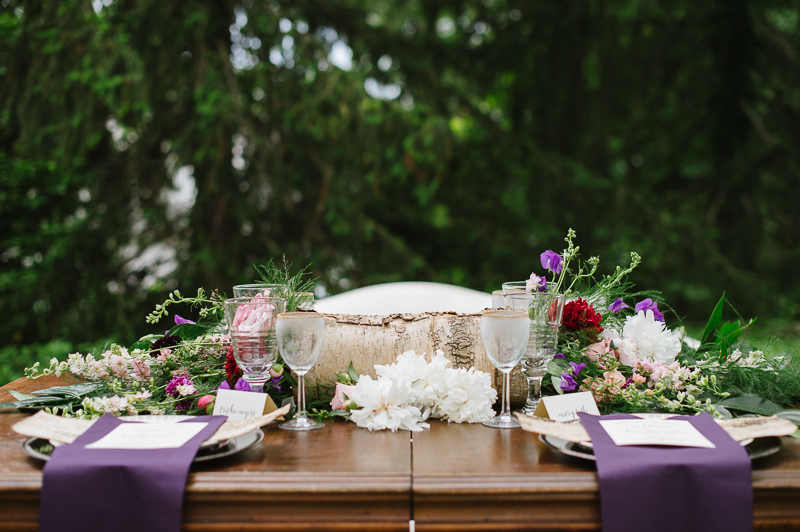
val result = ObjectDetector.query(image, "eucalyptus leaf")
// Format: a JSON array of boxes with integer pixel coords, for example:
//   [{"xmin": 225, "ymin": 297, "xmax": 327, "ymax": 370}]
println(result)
[{"xmin": 717, "ymin": 394, "xmax": 782, "ymax": 416}]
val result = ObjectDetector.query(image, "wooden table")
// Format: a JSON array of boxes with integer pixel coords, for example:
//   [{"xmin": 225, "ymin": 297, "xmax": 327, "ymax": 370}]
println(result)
[{"xmin": 3, "ymin": 376, "xmax": 800, "ymax": 531}]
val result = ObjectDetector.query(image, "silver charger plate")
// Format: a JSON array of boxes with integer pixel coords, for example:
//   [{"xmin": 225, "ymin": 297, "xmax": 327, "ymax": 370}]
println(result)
[
  {"xmin": 23, "ymin": 429, "xmax": 264, "ymax": 463},
  {"xmin": 540, "ymin": 434, "xmax": 782, "ymax": 461}
]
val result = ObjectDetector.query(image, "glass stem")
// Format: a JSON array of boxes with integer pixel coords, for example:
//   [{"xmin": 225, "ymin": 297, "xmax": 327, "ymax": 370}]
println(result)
[
  {"xmin": 296, "ymin": 374, "xmax": 307, "ymax": 419},
  {"xmin": 249, "ymin": 381, "xmax": 264, "ymax": 394},
  {"xmin": 501, "ymin": 371, "xmax": 511, "ymax": 418}
]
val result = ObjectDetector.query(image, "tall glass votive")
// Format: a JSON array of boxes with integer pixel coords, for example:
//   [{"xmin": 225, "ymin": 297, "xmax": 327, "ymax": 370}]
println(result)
[
  {"xmin": 224, "ymin": 297, "xmax": 286, "ymax": 393},
  {"xmin": 504, "ymin": 292, "xmax": 566, "ymax": 415}
]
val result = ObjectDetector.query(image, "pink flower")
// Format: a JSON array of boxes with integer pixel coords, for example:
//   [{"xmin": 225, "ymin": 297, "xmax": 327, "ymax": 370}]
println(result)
[
  {"xmin": 131, "ymin": 357, "xmax": 151, "ymax": 381},
  {"xmin": 330, "ymin": 383, "xmax": 357, "ymax": 410},
  {"xmin": 632, "ymin": 374, "xmax": 647, "ymax": 385},
  {"xmin": 232, "ymin": 296, "xmax": 276, "ymax": 332},
  {"xmin": 197, "ymin": 395, "xmax": 215, "ymax": 413},
  {"xmin": 603, "ymin": 370, "xmax": 626, "ymax": 388},
  {"xmin": 583, "ymin": 339, "xmax": 619, "ymax": 369}
]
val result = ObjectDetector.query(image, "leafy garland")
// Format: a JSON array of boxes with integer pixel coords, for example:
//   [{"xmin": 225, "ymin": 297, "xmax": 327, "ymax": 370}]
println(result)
[
  {"xmin": 530, "ymin": 230, "xmax": 800, "ymax": 424},
  {"xmin": 0, "ymin": 260, "xmax": 315, "ymax": 417}
]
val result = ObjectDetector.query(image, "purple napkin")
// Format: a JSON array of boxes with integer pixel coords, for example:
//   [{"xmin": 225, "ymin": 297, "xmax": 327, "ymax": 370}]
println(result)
[
  {"xmin": 39, "ymin": 414, "xmax": 227, "ymax": 532},
  {"xmin": 578, "ymin": 412, "xmax": 752, "ymax": 532}
]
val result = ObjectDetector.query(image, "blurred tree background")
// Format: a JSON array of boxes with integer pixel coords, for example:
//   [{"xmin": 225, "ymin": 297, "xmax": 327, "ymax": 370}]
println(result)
[{"xmin": 2, "ymin": 0, "xmax": 799, "ymax": 381}]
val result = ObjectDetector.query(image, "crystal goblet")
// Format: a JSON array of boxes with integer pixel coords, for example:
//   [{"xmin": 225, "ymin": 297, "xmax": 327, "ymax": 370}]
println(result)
[
  {"xmin": 480, "ymin": 310, "xmax": 530, "ymax": 429},
  {"xmin": 224, "ymin": 297, "xmax": 286, "ymax": 393},
  {"xmin": 505, "ymin": 292, "xmax": 566, "ymax": 415},
  {"xmin": 276, "ymin": 312, "xmax": 326, "ymax": 431}
]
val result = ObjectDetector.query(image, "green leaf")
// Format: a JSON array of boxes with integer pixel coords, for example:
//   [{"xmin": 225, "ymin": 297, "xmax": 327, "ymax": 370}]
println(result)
[
  {"xmin": 791, "ymin": 429, "xmax": 800, "ymax": 440},
  {"xmin": 777, "ymin": 410, "xmax": 800, "ymax": 426},
  {"xmin": 32, "ymin": 382, "xmax": 104, "ymax": 398},
  {"xmin": 8, "ymin": 390, "xmax": 36, "ymax": 401},
  {"xmin": 718, "ymin": 393, "xmax": 782, "ymax": 416},
  {"xmin": 348, "ymin": 361, "xmax": 359, "ymax": 383},
  {"xmin": 700, "ymin": 293, "xmax": 725, "ymax": 346},
  {"xmin": 547, "ymin": 358, "xmax": 567, "ymax": 376},
  {"xmin": 551, "ymin": 376, "xmax": 564, "ymax": 394},
  {"xmin": 167, "ymin": 322, "xmax": 213, "ymax": 340}
]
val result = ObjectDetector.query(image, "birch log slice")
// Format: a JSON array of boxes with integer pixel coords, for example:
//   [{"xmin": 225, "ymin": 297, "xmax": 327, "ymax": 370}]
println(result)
[{"xmin": 309, "ymin": 312, "xmax": 527, "ymax": 408}]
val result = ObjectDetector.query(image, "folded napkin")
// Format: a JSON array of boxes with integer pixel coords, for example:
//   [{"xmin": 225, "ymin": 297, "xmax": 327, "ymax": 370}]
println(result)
[
  {"xmin": 39, "ymin": 414, "xmax": 227, "ymax": 532},
  {"xmin": 578, "ymin": 412, "xmax": 752, "ymax": 532}
]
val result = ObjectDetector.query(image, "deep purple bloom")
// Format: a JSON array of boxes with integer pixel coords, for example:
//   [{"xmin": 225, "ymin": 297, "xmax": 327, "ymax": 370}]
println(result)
[
  {"xmin": 217, "ymin": 378, "xmax": 252, "ymax": 392},
  {"xmin": 540, "ymin": 250, "xmax": 563, "ymax": 275},
  {"xmin": 568, "ymin": 361, "xmax": 586, "ymax": 375},
  {"xmin": 165, "ymin": 376, "xmax": 194, "ymax": 398},
  {"xmin": 174, "ymin": 315, "xmax": 195, "ymax": 325},
  {"xmin": 560, "ymin": 373, "xmax": 578, "ymax": 391},
  {"xmin": 608, "ymin": 298, "xmax": 630, "ymax": 313},
  {"xmin": 554, "ymin": 353, "xmax": 566, "ymax": 359},
  {"xmin": 635, "ymin": 298, "xmax": 664, "ymax": 322}
]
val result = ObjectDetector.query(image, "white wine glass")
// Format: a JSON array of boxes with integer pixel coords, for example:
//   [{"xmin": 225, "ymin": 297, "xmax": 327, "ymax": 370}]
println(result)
[
  {"xmin": 276, "ymin": 312, "xmax": 326, "ymax": 431},
  {"xmin": 480, "ymin": 310, "xmax": 530, "ymax": 428}
]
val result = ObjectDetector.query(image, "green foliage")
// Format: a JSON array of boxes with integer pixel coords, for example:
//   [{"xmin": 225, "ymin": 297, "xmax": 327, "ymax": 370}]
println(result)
[{"xmin": 2, "ymin": 0, "xmax": 800, "ymax": 378}]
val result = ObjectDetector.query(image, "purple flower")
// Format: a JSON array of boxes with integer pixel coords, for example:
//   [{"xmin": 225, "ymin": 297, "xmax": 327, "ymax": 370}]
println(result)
[
  {"xmin": 217, "ymin": 378, "xmax": 252, "ymax": 392},
  {"xmin": 554, "ymin": 353, "xmax": 566, "ymax": 359},
  {"xmin": 568, "ymin": 361, "xmax": 586, "ymax": 375},
  {"xmin": 165, "ymin": 376, "xmax": 194, "ymax": 398},
  {"xmin": 560, "ymin": 361, "xmax": 585, "ymax": 392},
  {"xmin": 540, "ymin": 250, "xmax": 563, "ymax": 274},
  {"xmin": 635, "ymin": 298, "xmax": 664, "ymax": 322},
  {"xmin": 174, "ymin": 315, "xmax": 195, "ymax": 325},
  {"xmin": 608, "ymin": 298, "xmax": 629, "ymax": 313},
  {"xmin": 526, "ymin": 273, "xmax": 547, "ymax": 293},
  {"xmin": 560, "ymin": 373, "xmax": 578, "ymax": 391}
]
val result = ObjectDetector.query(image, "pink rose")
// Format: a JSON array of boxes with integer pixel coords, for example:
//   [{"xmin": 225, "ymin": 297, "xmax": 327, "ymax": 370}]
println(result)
[
  {"xmin": 330, "ymin": 383, "xmax": 357, "ymax": 410},
  {"xmin": 197, "ymin": 395, "xmax": 215, "ymax": 414}
]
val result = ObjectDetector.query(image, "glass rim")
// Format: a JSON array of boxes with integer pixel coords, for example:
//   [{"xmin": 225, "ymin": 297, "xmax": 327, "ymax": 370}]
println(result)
[
  {"xmin": 224, "ymin": 296, "xmax": 287, "ymax": 304},
  {"xmin": 277, "ymin": 311, "xmax": 323, "ymax": 319},
  {"xmin": 504, "ymin": 292, "xmax": 565, "ymax": 301},
  {"xmin": 233, "ymin": 283, "xmax": 282, "ymax": 288},
  {"xmin": 480, "ymin": 309, "xmax": 529, "ymax": 318}
]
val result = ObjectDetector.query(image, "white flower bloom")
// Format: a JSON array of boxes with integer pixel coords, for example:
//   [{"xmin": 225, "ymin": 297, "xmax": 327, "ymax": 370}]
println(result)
[
  {"xmin": 108, "ymin": 355, "xmax": 128, "ymax": 378},
  {"xmin": 622, "ymin": 310, "xmax": 681, "ymax": 364},
  {"xmin": 375, "ymin": 350, "xmax": 450, "ymax": 411},
  {"xmin": 349, "ymin": 375, "xmax": 429, "ymax": 432},
  {"xmin": 435, "ymin": 367, "xmax": 497, "ymax": 423},
  {"xmin": 176, "ymin": 383, "xmax": 197, "ymax": 396},
  {"xmin": 67, "ymin": 352, "xmax": 86, "ymax": 376}
]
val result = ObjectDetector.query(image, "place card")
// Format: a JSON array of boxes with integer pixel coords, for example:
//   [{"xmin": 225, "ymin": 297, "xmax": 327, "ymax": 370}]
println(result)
[
  {"xmin": 86, "ymin": 422, "xmax": 208, "ymax": 449},
  {"xmin": 534, "ymin": 391, "xmax": 600, "ymax": 422},
  {"xmin": 599, "ymin": 419, "xmax": 716, "ymax": 448},
  {"xmin": 213, "ymin": 389, "xmax": 281, "ymax": 421}
]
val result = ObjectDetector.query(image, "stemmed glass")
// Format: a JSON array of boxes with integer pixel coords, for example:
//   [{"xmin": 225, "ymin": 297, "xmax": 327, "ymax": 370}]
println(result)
[
  {"xmin": 276, "ymin": 312, "xmax": 326, "ymax": 431},
  {"xmin": 480, "ymin": 310, "xmax": 530, "ymax": 429},
  {"xmin": 505, "ymin": 292, "xmax": 566, "ymax": 415},
  {"xmin": 224, "ymin": 297, "xmax": 286, "ymax": 393}
]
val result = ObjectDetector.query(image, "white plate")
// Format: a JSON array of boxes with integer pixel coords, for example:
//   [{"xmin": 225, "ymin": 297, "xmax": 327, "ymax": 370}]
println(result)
[
  {"xmin": 23, "ymin": 429, "xmax": 263, "ymax": 463},
  {"xmin": 541, "ymin": 434, "xmax": 781, "ymax": 461}
]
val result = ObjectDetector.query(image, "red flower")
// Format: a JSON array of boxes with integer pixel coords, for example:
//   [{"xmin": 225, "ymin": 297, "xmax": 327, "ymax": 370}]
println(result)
[
  {"xmin": 562, "ymin": 298, "xmax": 603, "ymax": 341},
  {"xmin": 225, "ymin": 346, "xmax": 242, "ymax": 388}
]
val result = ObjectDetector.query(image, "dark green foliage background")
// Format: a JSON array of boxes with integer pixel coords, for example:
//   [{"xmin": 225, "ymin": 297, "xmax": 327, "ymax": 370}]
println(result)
[{"xmin": 2, "ymin": 0, "xmax": 799, "ymax": 379}]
